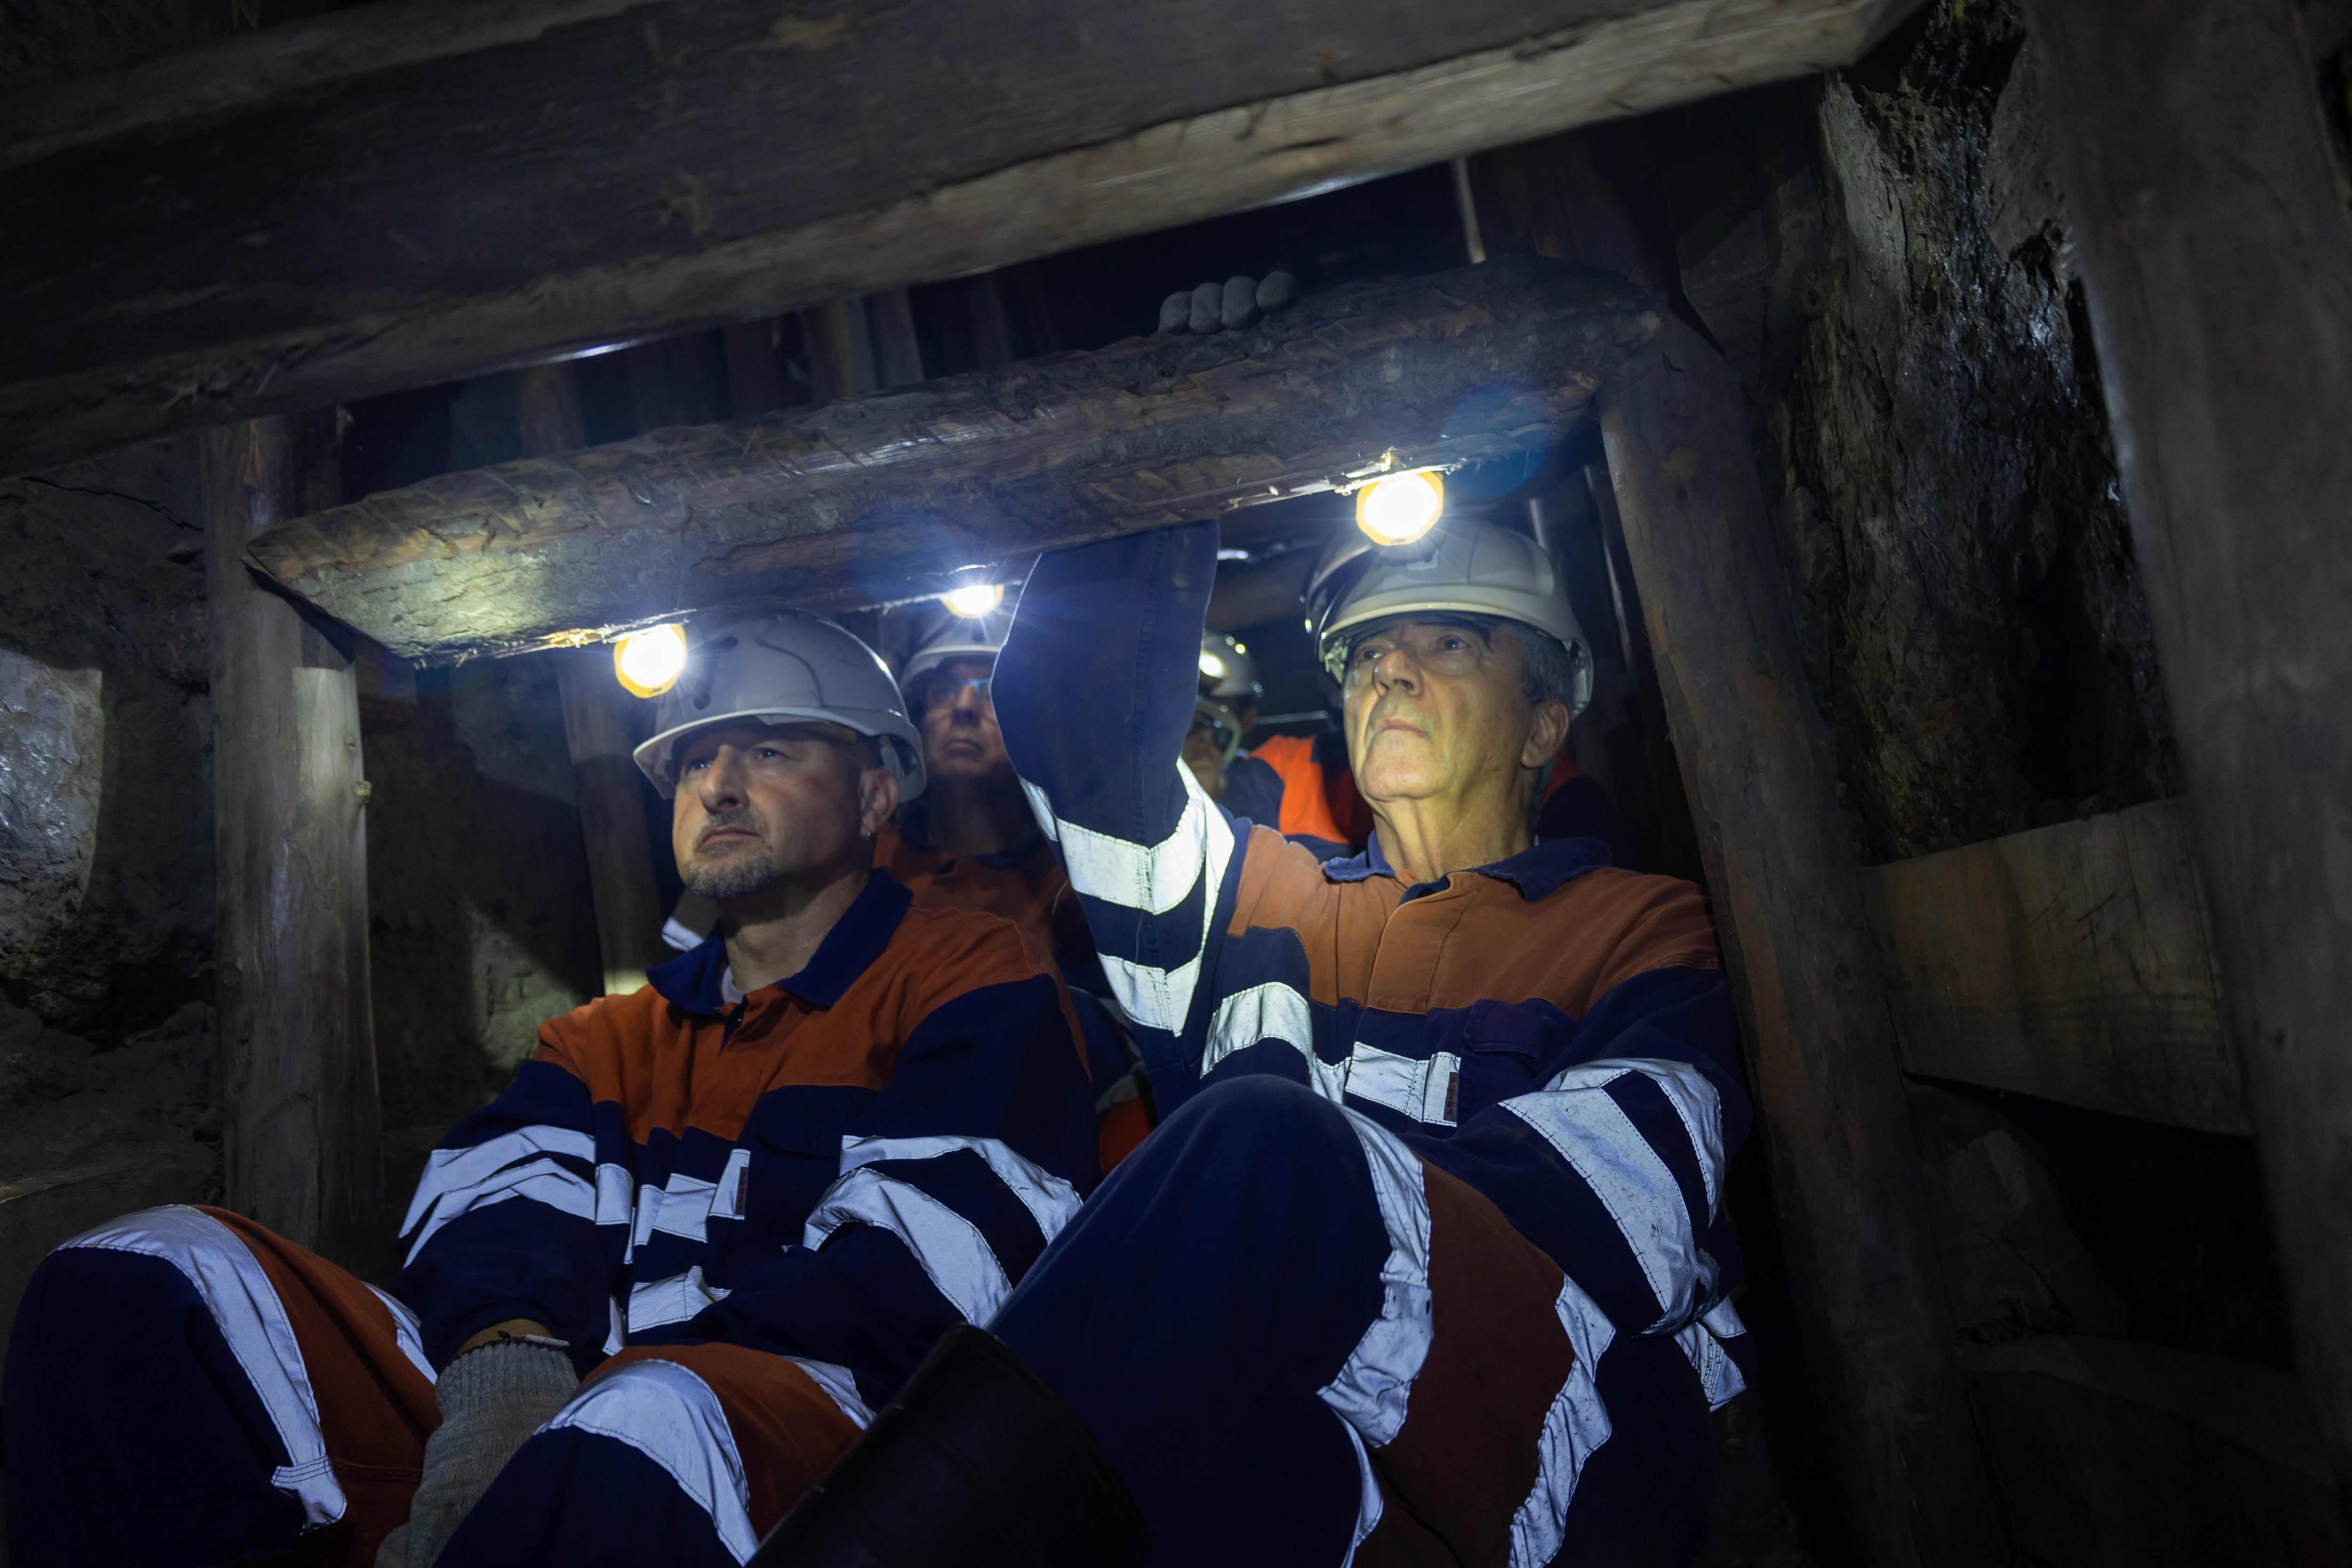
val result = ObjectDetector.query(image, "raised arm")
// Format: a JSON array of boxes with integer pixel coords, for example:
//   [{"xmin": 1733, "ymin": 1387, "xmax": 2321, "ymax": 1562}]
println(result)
[{"xmin": 995, "ymin": 522, "xmax": 1246, "ymax": 1106}]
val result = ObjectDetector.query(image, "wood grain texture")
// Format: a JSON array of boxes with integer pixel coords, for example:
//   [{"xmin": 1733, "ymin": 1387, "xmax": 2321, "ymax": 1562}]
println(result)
[
  {"xmin": 0, "ymin": 0, "xmax": 1911, "ymax": 475},
  {"xmin": 1861, "ymin": 799, "xmax": 2247, "ymax": 1135},
  {"xmin": 1600, "ymin": 319, "xmax": 2004, "ymax": 1566},
  {"xmin": 247, "ymin": 258, "xmax": 1663, "ymax": 662},
  {"xmin": 517, "ymin": 362, "xmax": 669, "ymax": 1000},
  {"xmin": 1965, "ymin": 1336, "xmax": 2349, "ymax": 1567},
  {"xmin": 2026, "ymin": 0, "xmax": 2352, "ymax": 1468},
  {"xmin": 205, "ymin": 413, "xmax": 385, "ymax": 1274}
]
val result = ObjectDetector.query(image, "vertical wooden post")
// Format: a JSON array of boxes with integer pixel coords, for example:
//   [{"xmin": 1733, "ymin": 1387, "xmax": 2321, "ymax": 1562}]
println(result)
[
  {"xmin": 205, "ymin": 412, "xmax": 383, "ymax": 1270},
  {"xmin": 515, "ymin": 364, "xmax": 668, "ymax": 997},
  {"xmin": 799, "ymin": 301, "xmax": 863, "ymax": 403},
  {"xmin": 2026, "ymin": 0, "xmax": 2352, "ymax": 1469},
  {"xmin": 1599, "ymin": 320, "xmax": 2005, "ymax": 1566}
]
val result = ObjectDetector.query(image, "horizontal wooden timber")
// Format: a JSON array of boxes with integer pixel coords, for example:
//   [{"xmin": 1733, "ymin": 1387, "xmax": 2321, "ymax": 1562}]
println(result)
[
  {"xmin": 246, "ymin": 258, "xmax": 1663, "ymax": 662},
  {"xmin": 1859, "ymin": 798, "xmax": 2248, "ymax": 1134},
  {"xmin": 0, "ymin": 0, "xmax": 1915, "ymax": 476},
  {"xmin": 1964, "ymin": 1336, "xmax": 2347, "ymax": 1566}
]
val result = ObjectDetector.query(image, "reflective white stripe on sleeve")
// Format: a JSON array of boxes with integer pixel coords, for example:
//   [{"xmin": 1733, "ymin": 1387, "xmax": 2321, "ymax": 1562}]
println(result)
[
  {"xmin": 1545, "ymin": 1056, "xmax": 1726, "ymax": 1217},
  {"xmin": 1022, "ymin": 766, "xmax": 1235, "ymax": 1035},
  {"xmin": 366, "ymin": 1285, "xmax": 437, "ymax": 1387},
  {"xmin": 627, "ymin": 1265, "xmax": 731, "ymax": 1332},
  {"xmin": 595, "ymin": 1162, "xmax": 635, "ymax": 1228},
  {"xmin": 62, "ymin": 1205, "xmax": 346, "ymax": 1530},
  {"xmin": 404, "ymin": 1166, "xmax": 597, "ymax": 1266},
  {"xmin": 1677, "ymin": 1298, "xmax": 1749, "ymax": 1410},
  {"xmin": 399, "ymin": 1126, "xmax": 595, "ymax": 1236},
  {"xmin": 787, "ymin": 1357, "xmax": 875, "ymax": 1430},
  {"xmin": 1502, "ymin": 1063, "xmax": 1712, "ymax": 1332},
  {"xmin": 1507, "ymin": 1274, "xmax": 1619, "ymax": 1568},
  {"xmin": 837, "ymin": 1135, "xmax": 1083, "ymax": 1246},
  {"xmin": 548, "ymin": 1360, "xmax": 758, "ymax": 1563},
  {"xmin": 649, "ymin": 1170, "xmax": 721, "ymax": 1243},
  {"xmin": 803, "ymin": 1169, "xmax": 1011, "ymax": 1325},
  {"xmin": 1315, "ymin": 1110, "xmax": 1433, "ymax": 1449}
]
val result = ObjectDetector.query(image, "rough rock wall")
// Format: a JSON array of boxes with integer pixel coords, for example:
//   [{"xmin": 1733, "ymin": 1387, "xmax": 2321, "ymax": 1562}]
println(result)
[
  {"xmin": 1766, "ymin": 0, "xmax": 2179, "ymax": 863},
  {"xmin": 0, "ymin": 440, "xmax": 214, "ymax": 1043},
  {"xmin": 365, "ymin": 655, "xmax": 602, "ymax": 1139}
]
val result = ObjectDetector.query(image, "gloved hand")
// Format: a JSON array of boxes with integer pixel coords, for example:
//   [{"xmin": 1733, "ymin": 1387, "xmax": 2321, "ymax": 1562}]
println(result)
[
  {"xmin": 377, "ymin": 1337, "xmax": 578, "ymax": 1568},
  {"xmin": 1155, "ymin": 271, "xmax": 1299, "ymax": 335}
]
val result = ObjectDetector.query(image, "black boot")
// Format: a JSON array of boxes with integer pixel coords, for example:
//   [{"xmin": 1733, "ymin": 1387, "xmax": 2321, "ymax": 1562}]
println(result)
[{"xmin": 749, "ymin": 1326, "xmax": 1150, "ymax": 1568}]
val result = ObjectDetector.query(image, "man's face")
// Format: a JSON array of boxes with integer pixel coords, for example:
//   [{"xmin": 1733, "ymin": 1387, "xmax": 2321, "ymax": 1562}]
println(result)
[
  {"xmin": 670, "ymin": 723, "xmax": 897, "ymax": 903},
  {"xmin": 914, "ymin": 658, "xmax": 1013, "ymax": 789},
  {"xmin": 1340, "ymin": 616, "xmax": 1564, "ymax": 806}
]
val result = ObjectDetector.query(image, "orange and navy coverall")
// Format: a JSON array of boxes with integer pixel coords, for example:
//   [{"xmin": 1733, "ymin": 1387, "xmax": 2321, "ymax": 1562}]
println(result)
[
  {"xmin": 986, "ymin": 523, "xmax": 1754, "ymax": 1566},
  {"xmin": 1, "ymin": 871, "xmax": 1096, "ymax": 1567}
]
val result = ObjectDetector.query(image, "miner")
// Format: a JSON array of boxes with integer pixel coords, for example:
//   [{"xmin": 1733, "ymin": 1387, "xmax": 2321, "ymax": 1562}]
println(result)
[{"xmin": 2, "ymin": 611, "xmax": 1097, "ymax": 1567}]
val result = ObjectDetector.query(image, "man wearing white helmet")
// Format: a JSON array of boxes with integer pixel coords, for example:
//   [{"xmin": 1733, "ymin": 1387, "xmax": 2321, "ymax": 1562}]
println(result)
[
  {"xmin": 3, "ymin": 610, "xmax": 1100, "ymax": 1568},
  {"xmin": 739, "ymin": 521, "xmax": 1753, "ymax": 1568}
]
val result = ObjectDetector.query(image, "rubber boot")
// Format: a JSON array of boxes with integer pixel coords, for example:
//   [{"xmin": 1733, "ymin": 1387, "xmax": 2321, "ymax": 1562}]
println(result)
[{"xmin": 749, "ymin": 1326, "xmax": 1149, "ymax": 1568}]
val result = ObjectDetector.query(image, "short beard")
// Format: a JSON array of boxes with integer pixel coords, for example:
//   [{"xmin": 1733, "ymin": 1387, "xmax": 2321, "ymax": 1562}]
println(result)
[{"xmin": 683, "ymin": 811, "xmax": 782, "ymax": 902}]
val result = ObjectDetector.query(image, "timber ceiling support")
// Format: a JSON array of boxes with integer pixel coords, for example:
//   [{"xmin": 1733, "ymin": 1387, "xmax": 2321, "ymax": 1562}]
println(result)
[
  {"xmin": 2026, "ymin": 0, "xmax": 2352, "ymax": 1475},
  {"xmin": 0, "ymin": 0, "xmax": 1917, "ymax": 475},
  {"xmin": 246, "ymin": 258, "xmax": 1663, "ymax": 663}
]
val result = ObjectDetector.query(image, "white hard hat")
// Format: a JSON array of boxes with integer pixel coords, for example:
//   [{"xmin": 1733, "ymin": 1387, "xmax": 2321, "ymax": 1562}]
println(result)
[
  {"xmin": 633, "ymin": 611, "xmax": 926, "ymax": 800},
  {"xmin": 1316, "ymin": 520, "xmax": 1593, "ymax": 716},
  {"xmin": 899, "ymin": 603, "xmax": 1015, "ymax": 689},
  {"xmin": 1198, "ymin": 632, "xmax": 1262, "ymax": 702}
]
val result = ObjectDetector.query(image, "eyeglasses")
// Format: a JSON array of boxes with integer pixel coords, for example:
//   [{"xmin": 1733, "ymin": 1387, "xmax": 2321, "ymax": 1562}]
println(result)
[{"xmin": 920, "ymin": 675, "xmax": 994, "ymax": 716}]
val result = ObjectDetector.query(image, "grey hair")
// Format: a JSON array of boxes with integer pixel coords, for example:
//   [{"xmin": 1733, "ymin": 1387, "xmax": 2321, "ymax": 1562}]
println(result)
[{"xmin": 1489, "ymin": 618, "xmax": 1581, "ymax": 712}]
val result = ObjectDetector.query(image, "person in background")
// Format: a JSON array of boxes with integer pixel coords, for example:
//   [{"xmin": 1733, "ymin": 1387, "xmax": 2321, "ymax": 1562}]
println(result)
[
  {"xmin": 887, "ymin": 604, "xmax": 1153, "ymax": 1165},
  {"xmin": 2, "ymin": 611, "xmax": 1097, "ymax": 1568},
  {"xmin": 1184, "ymin": 631, "xmax": 1284, "ymax": 826}
]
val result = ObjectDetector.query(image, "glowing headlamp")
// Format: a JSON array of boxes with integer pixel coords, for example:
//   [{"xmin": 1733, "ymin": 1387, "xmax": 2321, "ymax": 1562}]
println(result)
[
  {"xmin": 1354, "ymin": 470, "xmax": 1446, "ymax": 547},
  {"xmin": 613, "ymin": 624, "xmax": 688, "ymax": 698},
  {"xmin": 940, "ymin": 583, "xmax": 1004, "ymax": 619}
]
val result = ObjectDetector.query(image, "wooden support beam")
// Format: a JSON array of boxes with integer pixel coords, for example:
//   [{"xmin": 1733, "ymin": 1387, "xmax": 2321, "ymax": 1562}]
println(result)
[
  {"xmin": 1599, "ymin": 321, "xmax": 2004, "ymax": 1565},
  {"xmin": 205, "ymin": 412, "xmax": 384, "ymax": 1273},
  {"xmin": 1965, "ymin": 1336, "xmax": 2349, "ymax": 1566},
  {"xmin": 2025, "ymin": 0, "xmax": 2352, "ymax": 1470},
  {"xmin": 247, "ymin": 259, "xmax": 1661, "ymax": 663},
  {"xmin": 0, "ymin": 0, "xmax": 1913, "ymax": 475},
  {"xmin": 1860, "ymin": 800, "xmax": 2247, "ymax": 1135},
  {"xmin": 515, "ymin": 363, "xmax": 670, "ymax": 998}
]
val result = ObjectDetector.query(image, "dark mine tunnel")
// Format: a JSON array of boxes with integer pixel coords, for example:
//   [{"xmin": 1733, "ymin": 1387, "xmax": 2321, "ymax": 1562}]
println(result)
[{"xmin": 2, "ymin": 0, "xmax": 2350, "ymax": 1564}]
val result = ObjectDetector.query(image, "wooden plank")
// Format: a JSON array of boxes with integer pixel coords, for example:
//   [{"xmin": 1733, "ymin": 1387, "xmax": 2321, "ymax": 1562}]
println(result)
[
  {"xmin": 205, "ymin": 412, "xmax": 384, "ymax": 1273},
  {"xmin": 0, "ymin": 0, "xmax": 1914, "ymax": 476},
  {"xmin": 1599, "ymin": 319, "xmax": 2005, "ymax": 1566},
  {"xmin": 1965, "ymin": 1336, "xmax": 2349, "ymax": 1567},
  {"xmin": 246, "ymin": 258, "xmax": 1661, "ymax": 663},
  {"xmin": 516, "ymin": 362, "xmax": 669, "ymax": 999},
  {"xmin": 1860, "ymin": 799, "xmax": 2247, "ymax": 1134},
  {"xmin": 2024, "ymin": 0, "xmax": 2352, "ymax": 1469}
]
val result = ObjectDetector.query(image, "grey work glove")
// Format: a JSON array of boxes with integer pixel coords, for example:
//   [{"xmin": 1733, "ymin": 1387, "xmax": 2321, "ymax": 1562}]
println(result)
[
  {"xmin": 377, "ymin": 1338, "xmax": 579, "ymax": 1568},
  {"xmin": 1155, "ymin": 271, "xmax": 1298, "ymax": 335}
]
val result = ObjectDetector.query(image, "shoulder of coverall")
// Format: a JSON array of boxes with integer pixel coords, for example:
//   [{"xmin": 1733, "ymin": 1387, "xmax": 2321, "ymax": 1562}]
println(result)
[{"xmin": 533, "ymin": 868, "xmax": 1059, "ymax": 1069}]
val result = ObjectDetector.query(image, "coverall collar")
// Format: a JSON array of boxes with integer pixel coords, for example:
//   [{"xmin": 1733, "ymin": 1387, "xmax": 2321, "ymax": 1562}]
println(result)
[
  {"xmin": 646, "ymin": 869, "xmax": 915, "ymax": 1016},
  {"xmin": 1323, "ymin": 829, "xmax": 1614, "ymax": 903}
]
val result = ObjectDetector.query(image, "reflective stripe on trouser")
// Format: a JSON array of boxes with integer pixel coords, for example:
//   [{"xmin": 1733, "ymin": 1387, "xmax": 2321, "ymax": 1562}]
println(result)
[
  {"xmin": 438, "ymin": 1342, "xmax": 869, "ymax": 1568},
  {"xmin": 990, "ymin": 1077, "xmax": 1716, "ymax": 1568},
  {"xmin": 1, "ymin": 1204, "xmax": 437, "ymax": 1568}
]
